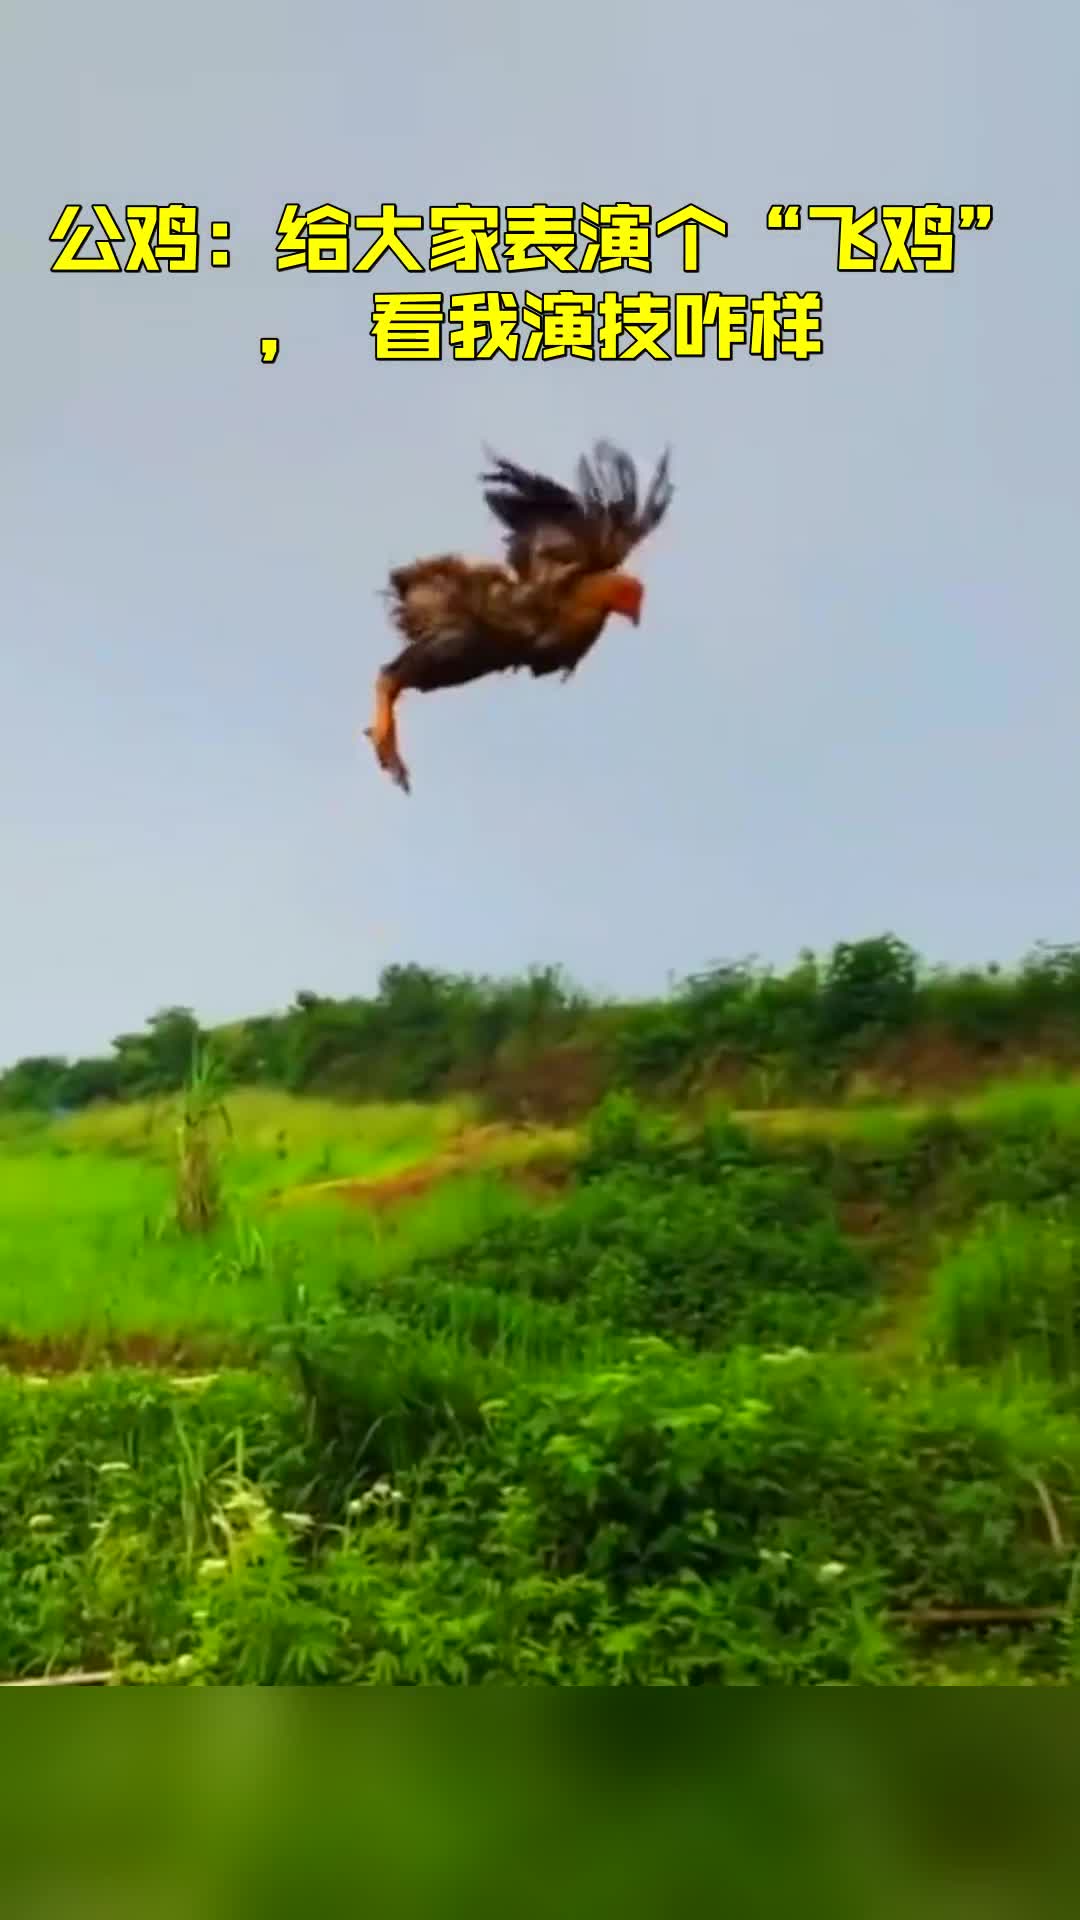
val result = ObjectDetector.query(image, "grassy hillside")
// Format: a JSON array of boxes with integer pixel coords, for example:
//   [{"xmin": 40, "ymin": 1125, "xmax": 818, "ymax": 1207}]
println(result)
[{"xmin": 7, "ymin": 1072, "xmax": 1080, "ymax": 1682}]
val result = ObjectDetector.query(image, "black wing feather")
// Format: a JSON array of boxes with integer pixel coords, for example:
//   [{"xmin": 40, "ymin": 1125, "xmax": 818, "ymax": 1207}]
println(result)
[{"xmin": 480, "ymin": 440, "xmax": 673, "ymax": 580}]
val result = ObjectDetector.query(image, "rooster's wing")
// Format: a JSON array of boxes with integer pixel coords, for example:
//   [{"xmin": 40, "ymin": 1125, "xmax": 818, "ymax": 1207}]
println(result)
[{"xmin": 480, "ymin": 440, "xmax": 673, "ymax": 584}]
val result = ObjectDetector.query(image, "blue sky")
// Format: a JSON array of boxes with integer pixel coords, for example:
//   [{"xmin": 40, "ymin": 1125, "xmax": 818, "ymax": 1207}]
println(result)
[{"xmin": 4, "ymin": 0, "xmax": 1077, "ymax": 1065}]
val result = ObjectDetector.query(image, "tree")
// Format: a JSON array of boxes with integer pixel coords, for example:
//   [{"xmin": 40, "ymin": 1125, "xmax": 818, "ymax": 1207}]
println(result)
[
  {"xmin": 0, "ymin": 1056, "xmax": 68, "ymax": 1111},
  {"xmin": 819, "ymin": 936, "xmax": 917, "ymax": 1044}
]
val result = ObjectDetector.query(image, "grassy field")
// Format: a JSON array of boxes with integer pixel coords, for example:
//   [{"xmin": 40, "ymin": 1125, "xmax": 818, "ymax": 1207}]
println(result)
[
  {"xmin": 6, "ymin": 1077, "xmax": 1080, "ymax": 1681},
  {"xmin": 0, "ymin": 1092, "xmax": 555, "ymax": 1353}
]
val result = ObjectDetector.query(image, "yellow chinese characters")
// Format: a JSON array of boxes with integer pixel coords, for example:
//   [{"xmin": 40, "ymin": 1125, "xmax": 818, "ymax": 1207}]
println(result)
[
  {"xmin": 368, "ymin": 290, "xmax": 824, "ymax": 360},
  {"xmin": 50, "ymin": 204, "xmax": 200, "ymax": 271}
]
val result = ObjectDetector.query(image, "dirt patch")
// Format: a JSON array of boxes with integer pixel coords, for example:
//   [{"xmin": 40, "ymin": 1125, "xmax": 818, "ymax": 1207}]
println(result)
[
  {"xmin": 507, "ymin": 1157, "xmax": 574, "ymax": 1201},
  {"xmin": 852, "ymin": 1025, "xmax": 1080, "ymax": 1100},
  {"xmin": 290, "ymin": 1154, "xmax": 571, "ymax": 1215},
  {"xmin": 332, "ymin": 1165, "xmax": 451, "ymax": 1211},
  {"xmin": 837, "ymin": 1198, "xmax": 887, "ymax": 1239},
  {"xmin": 277, "ymin": 1122, "xmax": 574, "ymax": 1216},
  {"xmin": 0, "ymin": 1329, "xmax": 247, "ymax": 1376},
  {"xmin": 471, "ymin": 1045, "xmax": 608, "ymax": 1123}
]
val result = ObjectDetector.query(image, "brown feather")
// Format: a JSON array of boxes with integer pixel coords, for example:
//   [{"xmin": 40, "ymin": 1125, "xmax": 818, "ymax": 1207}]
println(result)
[{"xmin": 381, "ymin": 555, "xmax": 553, "ymax": 693}]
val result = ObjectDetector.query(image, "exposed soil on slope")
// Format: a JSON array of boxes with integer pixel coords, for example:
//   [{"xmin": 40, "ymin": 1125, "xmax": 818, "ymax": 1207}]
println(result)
[
  {"xmin": 274, "ymin": 1123, "xmax": 574, "ymax": 1214},
  {"xmin": 0, "ymin": 1330, "xmax": 244, "ymax": 1376}
]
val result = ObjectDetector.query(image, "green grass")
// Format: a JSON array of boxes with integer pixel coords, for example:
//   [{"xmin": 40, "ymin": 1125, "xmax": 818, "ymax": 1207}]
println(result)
[
  {"xmin": 2, "ymin": 1345, "xmax": 1079, "ymax": 1683},
  {"xmin": 10, "ymin": 1078, "xmax": 1080, "ymax": 1680},
  {"xmin": 8, "ymin": 1075, "xmax": 1080, "ymax": 1354},
  {"xmin": 733, "ymin": 1073, "xmax": 1080, "ymax": 1141},
  {"xmin": 0, "ymin": 1153, "xmax": 534, "ymax": 1348},
  {"xmin": 0, "ymin": 1150, "xmax": 267, "ymax": 1343},
  {"xmin": 58, "ymin": 1088, "xmax": 476, "ymax": 1191},
  {"xmin": 0, "ymin": 1089, "xmax": 538, "ymax": 1346},
  {"xmin": 925, "ymin": 1205, "xmax": 1080, "ymax": 1382},
  {"xmin": 0, "ymin": 1082, "xmax": 591, "ymax": 1350}
]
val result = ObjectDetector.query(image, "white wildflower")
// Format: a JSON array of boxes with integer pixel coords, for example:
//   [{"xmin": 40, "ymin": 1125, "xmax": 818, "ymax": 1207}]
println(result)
[
  {"xmin": 759, "ymin": 1548, "xmax": 792, "ymax": 1569},
  {"xmin": 818, "ymin": 1560, "xmax": 847, "ymax": 1582},
  {"xmin": 350, "ymin": 1478, "xmax": 403, "ymax": 1514}
]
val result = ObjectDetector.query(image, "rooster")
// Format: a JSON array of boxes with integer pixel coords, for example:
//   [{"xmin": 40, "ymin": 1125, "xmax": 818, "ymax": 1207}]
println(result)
[{"xmin": 364, "ymin": 439, "xmax": 673, "ymax": 793}]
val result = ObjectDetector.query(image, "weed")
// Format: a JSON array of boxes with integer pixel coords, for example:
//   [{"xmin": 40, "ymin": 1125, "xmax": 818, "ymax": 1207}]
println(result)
[{"xmin": 173, "ymin": 1045, "xmax": 232, "ymax": 1235}]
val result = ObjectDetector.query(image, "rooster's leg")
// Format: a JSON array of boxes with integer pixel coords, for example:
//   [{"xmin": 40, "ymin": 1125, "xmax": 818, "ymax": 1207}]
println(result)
[{"xmin": 364, "ymin": 672, "xmax": 411, "ymax": 794}]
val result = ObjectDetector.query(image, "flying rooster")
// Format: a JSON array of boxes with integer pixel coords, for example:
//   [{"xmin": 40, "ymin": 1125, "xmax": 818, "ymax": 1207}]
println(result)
[{"xmin": 363, "ymin": 440, "xmax": 673, "ymax": 793}]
